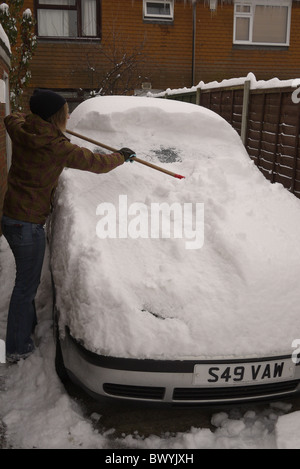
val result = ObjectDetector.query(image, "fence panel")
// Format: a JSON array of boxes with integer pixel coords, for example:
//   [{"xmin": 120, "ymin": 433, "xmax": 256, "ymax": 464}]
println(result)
[
  {"xmin": 199, "ymin": 86, "xmax": 244, "ymax": 136},
  {"xmin": 246, "ymin": 88, "xmax": 300, "ymax": 194},
  {"xmin": 162, "ymin": 83, "xmax": 300, "ymax": 199}
]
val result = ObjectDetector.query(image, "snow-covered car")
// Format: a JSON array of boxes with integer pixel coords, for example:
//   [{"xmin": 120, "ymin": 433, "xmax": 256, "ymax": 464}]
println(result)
[{"xmin": 50, "ymin": 95, "xmax": 300, "ymax": 404}]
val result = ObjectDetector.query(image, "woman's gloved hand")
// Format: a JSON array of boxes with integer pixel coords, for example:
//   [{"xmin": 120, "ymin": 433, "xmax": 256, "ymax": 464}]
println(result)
[{"xmin": 119, "ymin": 147, "xmax": 136, "ymax": 162}]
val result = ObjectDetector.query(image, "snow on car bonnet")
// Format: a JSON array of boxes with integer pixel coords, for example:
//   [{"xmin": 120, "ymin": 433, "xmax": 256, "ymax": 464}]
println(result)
[{"xmin": 50, "ymin": 96, "xmax": 300, "ymax": 360}]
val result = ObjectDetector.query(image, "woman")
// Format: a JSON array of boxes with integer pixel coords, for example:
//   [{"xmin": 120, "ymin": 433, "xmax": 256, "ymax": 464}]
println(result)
[{"xmin": 1, "ymin": 89, "xmax": 135, "ymax": 363}]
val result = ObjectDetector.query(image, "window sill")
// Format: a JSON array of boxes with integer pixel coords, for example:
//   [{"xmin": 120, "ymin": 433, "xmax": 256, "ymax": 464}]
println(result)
[
  {"xmin": 143, "ymin": 18, "xmax": 174, "ymax": 25},
  {"xmin": 37, "ymin": 37, "xmax": 101, "ymax": 44},
  {"xmin": 233, "ymin": 44, "xmax": 289, "ymax": 51}
]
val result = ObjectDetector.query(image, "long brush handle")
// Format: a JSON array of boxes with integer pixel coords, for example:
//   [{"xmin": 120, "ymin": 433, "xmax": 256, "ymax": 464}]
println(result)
[{"xmin": 66, "ymin": 129, "xmax": 185, "ymax": 180}]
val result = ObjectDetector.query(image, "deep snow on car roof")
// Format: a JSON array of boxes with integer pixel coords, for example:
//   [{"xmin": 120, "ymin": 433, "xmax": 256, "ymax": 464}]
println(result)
[{"xmin": 50, "ymin": 96, "xmax": 300, "ymax": 360}]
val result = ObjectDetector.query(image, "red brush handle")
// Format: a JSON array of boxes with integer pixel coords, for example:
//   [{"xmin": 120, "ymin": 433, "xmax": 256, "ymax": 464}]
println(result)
[{"xmin": 66, "ymin": 129, "xmax": 185, "ymax": 180}]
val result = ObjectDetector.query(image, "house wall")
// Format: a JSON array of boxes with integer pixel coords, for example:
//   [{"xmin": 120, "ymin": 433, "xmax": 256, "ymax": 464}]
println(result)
[
  {"xmin": 23, "ymin": 0, "xmax": 300, "ymax": 99},
  {"xmin": 194, "ymin": 2, "xmax": 300, "ymax": 84},
  {"xmin": 24, "ymin": 0, "xmax": 195, "ymax": 95}
]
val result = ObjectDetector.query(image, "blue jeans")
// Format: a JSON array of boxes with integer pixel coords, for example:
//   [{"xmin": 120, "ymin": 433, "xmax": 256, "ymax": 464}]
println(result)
[{"xmin": 1, "ymin": 215, "xmax": 46, "ymax": 356}]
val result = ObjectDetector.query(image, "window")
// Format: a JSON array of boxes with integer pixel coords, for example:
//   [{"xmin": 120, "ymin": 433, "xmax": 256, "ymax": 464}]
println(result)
[
  {"xmin": 35, "ymin": 0, "xmax": 101, "ymax": 38},
  {"xmin": 143, "ymin": 0, "xmax": 174, "ymax": 21},
  {"xmin": 233, "ymin": 0, "xmax": 291, "ymax": 46}
]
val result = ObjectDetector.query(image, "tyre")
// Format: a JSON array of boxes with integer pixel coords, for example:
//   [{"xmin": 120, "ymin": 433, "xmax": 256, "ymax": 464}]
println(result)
[{"xmin": 54, "ymin": 323, "xmax": 71, "ymax": 385}]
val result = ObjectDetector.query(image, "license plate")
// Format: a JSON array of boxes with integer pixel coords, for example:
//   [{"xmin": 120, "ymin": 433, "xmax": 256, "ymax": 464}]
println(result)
[{"xmin": 193, "ymin": 359, "xmax": 296, "ymax": 386}]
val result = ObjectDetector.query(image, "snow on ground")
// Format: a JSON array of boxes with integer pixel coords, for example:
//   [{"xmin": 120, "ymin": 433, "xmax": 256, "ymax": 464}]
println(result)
[{"xmin": 0, "ymin": 242, "xmax": 299, "ymax": 449}]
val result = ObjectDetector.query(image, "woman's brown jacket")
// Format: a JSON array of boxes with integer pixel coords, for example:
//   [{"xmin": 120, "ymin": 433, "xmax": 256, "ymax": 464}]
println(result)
[{"xmin": 3, "ymin": 112, "xmax": 125, "ymax": 224}]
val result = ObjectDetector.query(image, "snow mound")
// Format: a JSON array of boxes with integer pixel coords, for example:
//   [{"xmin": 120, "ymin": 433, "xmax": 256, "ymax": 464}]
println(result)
[{"xmin": 50, "ymin": 96, "xmax": 300, "ymax": 360}]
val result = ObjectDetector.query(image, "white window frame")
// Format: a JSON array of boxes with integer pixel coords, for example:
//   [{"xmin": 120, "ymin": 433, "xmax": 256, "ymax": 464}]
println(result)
[
  {"xmin": 233, "ymin": 0, "xmax": 292, "ymax": 47},
  {"xmin": 143, "ymin": 0, "xmax": 174, "ymax": 21},
  {"xmin": 35, "ymin": 0, "xmax": 101, "ymax": 39}
]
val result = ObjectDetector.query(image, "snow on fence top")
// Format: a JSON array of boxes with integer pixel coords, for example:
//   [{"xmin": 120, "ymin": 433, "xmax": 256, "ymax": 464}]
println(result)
[{"xmin": 150, "ymin": 72, "xmax": 300, "ymax": 98}]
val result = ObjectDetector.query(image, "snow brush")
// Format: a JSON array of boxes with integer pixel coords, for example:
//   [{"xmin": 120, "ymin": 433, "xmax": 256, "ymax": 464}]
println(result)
[{"xmin": 66, "ymin": 129, "xmax": 185, "ymax": 180}]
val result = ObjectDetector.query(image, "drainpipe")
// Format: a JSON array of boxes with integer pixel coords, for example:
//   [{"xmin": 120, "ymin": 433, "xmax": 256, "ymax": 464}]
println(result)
[{"xmin": 192, "ymin": 1, "xmax": 197, "ymax": 87}]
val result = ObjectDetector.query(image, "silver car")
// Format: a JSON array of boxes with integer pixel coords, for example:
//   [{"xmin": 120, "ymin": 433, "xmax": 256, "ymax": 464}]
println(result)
[{"xmin": 50, "ymin": 95, "xmax": 300, "ymax": 404}]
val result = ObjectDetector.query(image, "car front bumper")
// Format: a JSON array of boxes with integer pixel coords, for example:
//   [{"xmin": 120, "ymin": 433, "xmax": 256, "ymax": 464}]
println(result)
[{"xmin": 60, "ymin": 328, "xmax": 300, "ymax": 405}]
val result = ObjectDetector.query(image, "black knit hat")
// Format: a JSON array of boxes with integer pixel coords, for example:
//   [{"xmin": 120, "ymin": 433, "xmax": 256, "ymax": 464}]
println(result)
[{"xmin": 30, "ymin": 89, "xmax": 66, "ymax": 121}]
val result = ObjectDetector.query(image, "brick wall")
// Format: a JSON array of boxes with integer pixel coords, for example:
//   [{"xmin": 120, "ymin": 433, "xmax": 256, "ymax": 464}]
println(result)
[
  {"xmin": 25, "ymin": 0, "xmax": 195, "ymax": 92},
  {"xmin": 23, "ymin": 0, "xmax": 300, "ymax": 97},
  {"xmin": 195, "ymin": 2, "xmax": 300, "ymax": 84}
]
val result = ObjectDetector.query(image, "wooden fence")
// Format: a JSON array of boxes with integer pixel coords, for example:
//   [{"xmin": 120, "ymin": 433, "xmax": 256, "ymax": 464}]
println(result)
[{"xmin": 161, "ymin": 82, "xmax": 300, "ymax": 199}]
